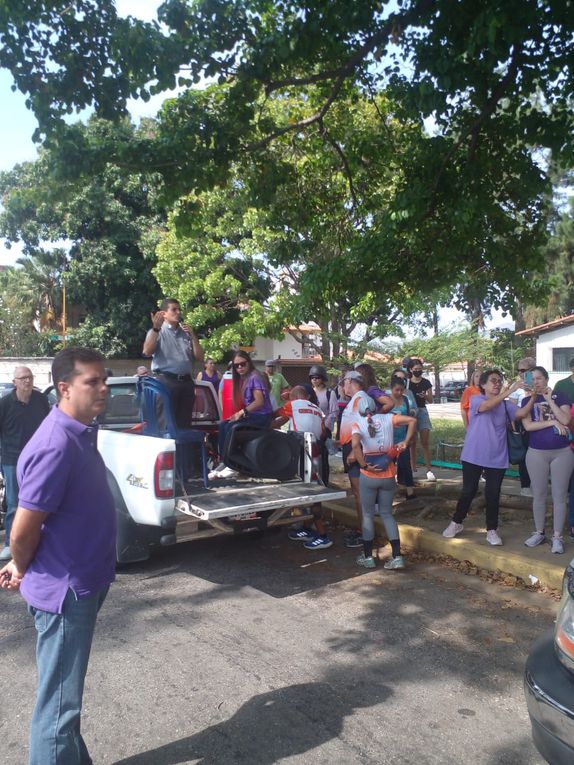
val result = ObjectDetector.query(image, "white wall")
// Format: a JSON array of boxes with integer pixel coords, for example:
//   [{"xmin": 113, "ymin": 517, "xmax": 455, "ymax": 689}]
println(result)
[
  {"xmin": 252, "ymin": 333, "xmax": 319, "ymax": 362},
  {"xmin": 534, "ymin": 325, "xmax": 574, "ymax": 387},
  {"xmin": 0, "ymin": 357, "xmax": 145, "ymax": 386}
]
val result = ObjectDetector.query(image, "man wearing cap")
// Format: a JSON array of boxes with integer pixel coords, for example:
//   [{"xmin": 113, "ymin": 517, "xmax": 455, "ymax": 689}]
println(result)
[
  {"xmin": 554, "ymin": 357, "xmax": 574, "ymax": 405},
  {"xmin": 143, "ymin": 297, "xmax": 204, "ymax": 427},
  {"xmin": 339, "ymin": 371, "xmax": 374, "ymax": 547},
  {"xmin": 264, "ymin": 360, "xmax": 290, "ymax": 410}
]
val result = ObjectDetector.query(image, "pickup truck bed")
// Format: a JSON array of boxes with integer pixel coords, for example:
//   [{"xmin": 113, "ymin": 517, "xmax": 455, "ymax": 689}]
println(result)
[{"xmin": 178, "ymin": 481, "xmax": 346, "ymax": 521}]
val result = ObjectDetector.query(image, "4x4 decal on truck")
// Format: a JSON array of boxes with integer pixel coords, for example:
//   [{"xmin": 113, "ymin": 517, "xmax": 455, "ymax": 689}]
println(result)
[{"xmin": 127, "ymin": 474, "xmax": 148, "ymax": 489}]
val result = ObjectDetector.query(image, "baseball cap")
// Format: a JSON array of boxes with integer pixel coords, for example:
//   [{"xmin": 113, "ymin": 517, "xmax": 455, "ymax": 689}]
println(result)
[
  {"xmin": 265, "ymin": 359, "xmax": 276, "ymax": 367},
  {"xmin": 343, "ymin": 371, "xmax": 363, "ymax": 383}
]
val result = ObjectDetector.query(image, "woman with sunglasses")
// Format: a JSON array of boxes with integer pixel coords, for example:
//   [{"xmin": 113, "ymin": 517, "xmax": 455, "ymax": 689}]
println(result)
[
  {"xmin": 351, "ymin": 397, "xmax": 416, "ymax": 570},
  {"xmin": 212, "ymin": 351, "xmax": 273, "ymax": 478}
]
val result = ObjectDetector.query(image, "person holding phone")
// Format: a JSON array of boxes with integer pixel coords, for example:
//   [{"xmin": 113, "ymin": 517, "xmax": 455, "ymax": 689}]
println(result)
[
  {"xmin": 407, "ymin": 358, "xmax": 435, "ymax": 481},
  {"xmin": 508, "ymin": 356, "xmax": 535, "ymax": 496},
  {"xmin": 522, "ymin": 366, "xmax": 573, "ymax": 554},
  {"xmin": 142, "ymin": 297, "xmax": 204, "ymax": 427}
]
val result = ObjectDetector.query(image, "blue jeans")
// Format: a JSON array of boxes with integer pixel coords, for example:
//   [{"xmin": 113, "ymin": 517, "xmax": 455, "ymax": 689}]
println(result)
[
  {"xmin": 218, "ymin": 413, "xmax": 272, "ymax": 459},
  {"xmin": 1, "ymin": 463, "xmax": 18, "ymax": 546},
  {"xmin": 28, "ymin": 587, "xmax": 109, "ymax": 765},
  {"xmin": 359, "ymin": 474, "xmax": 399, "ymax": 543}
]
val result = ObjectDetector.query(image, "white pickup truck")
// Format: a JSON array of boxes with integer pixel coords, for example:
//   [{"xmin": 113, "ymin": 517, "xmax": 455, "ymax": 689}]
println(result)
[{"xmin": 58, "ymin": 377, "xmax": 346, "ymax": 564}]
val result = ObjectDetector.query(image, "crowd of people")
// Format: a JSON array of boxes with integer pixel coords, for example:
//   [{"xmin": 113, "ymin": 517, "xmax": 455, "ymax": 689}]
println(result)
[
  {"xmin": 3, "ymin": 296, "xmax": 574, "ymax": 764},
  {"xmin": 444, "ymin": 356, "xmax": 574, "ymax": 555}
]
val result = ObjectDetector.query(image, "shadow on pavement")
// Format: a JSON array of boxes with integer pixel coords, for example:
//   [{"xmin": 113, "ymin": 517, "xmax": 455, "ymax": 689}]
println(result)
[{"xmin": 113, "ymin": 677, "xmax": 391, "ymax": 765}]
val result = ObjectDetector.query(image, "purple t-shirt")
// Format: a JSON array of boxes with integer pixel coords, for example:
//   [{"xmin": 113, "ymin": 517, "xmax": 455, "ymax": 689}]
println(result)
[
  {"xmin": 367, "ymin": 386, "xmax": 386, "ymax": 412},
  {"xmin": 461, "ymin": 395, "xmax": 518, "ymax": 468},
  {"xmin": 17, "ymin": 406, "xmax": 116, "ymax": 614},
  {"xmin": 521, "ymin": 392, "xmax": 571, "ymax": 450},
  {"xmin": 242, "ymin": 373, "xmax": 273, "ymax": 415}
]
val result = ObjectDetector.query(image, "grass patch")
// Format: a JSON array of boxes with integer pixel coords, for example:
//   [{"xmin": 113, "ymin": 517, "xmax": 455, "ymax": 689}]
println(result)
[{"xmin": 428, "ymin": 418, "xmax": 466, "ymax": 454}]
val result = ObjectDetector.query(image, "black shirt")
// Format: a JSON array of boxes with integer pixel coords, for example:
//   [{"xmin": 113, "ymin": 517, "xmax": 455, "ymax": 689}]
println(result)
[
  {"xmin": 409, "ymin": 378, "xmax": 433, "ymax": 408},
  {"xmin": 0, "ymin": 389, "xmax": 50, "ymax": 465}
]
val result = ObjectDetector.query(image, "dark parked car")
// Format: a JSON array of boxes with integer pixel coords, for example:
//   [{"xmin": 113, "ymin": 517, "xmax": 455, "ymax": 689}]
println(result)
[
  {"xmin": 439, "ymin": 380, "xmax": 467, "ymax": 401},
  {"xmin": 525, "ymin": 558, "xmax": 574, "ymax": 764}
]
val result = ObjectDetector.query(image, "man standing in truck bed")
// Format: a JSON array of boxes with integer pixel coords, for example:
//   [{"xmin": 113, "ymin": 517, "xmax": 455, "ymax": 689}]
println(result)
[{"xmin": 143, "ymin": 297, "xmax": 204, "ymax": 427}]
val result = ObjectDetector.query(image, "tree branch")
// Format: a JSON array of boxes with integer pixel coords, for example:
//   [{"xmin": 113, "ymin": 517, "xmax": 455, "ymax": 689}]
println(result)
[{"xmin": 319, "ymin": 120, "xmax": 359, "ymax": 210}]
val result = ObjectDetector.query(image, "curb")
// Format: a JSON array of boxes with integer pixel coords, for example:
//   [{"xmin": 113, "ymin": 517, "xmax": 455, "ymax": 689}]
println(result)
[{"xmin": 324, "ymin": 499, "xmax": 565, "ymax": 591}]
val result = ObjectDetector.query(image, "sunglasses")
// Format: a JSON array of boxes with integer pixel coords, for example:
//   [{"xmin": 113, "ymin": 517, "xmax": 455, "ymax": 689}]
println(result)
[
  {"xmin": 518, "ymin": 368, "xmax": 528, "ymax": 373},
  {"xmin": 309, "ymin": 375, "xmax": 322, "ymax": 379},
  {"xmin": 234, "ymin": 361, "xmax": 248, "ymax": 368}
]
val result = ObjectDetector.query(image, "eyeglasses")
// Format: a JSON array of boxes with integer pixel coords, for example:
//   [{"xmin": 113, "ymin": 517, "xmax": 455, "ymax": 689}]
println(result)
[
  {"xmin": 233, "ymin": 362, "xmax": 248, "ymax": 368},
  {"xmin": 15, "ymin": 375, "xmax": 33, "ymax": 381},
  {"xmin": 518, "ymin": 368, "xmax": 528, "ymax": 373},
  {"xmin": 309, "ymin": 375, "xmax": 321, "ymax": 380}
]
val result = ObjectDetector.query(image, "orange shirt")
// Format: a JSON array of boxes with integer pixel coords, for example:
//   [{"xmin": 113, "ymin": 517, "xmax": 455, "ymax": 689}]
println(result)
[{"xmin": 460, "ymin": 385, "xmax": 481, "ymax": 416}]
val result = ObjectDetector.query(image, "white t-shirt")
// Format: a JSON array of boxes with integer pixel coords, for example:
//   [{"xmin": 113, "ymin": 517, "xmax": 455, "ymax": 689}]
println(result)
[
  {"xmin": 351, "ymin": 413, "xmax": 395, "ymax": 455},
  {"xmin": 279, "ymin": 400, "xmax": 324, "ymax": 440}
]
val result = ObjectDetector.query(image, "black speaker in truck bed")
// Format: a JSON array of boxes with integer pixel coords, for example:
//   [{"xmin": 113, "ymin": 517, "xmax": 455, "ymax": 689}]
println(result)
[{"xmin": 222, "ymin": 425, "xmax": 301, "ymax": 480}]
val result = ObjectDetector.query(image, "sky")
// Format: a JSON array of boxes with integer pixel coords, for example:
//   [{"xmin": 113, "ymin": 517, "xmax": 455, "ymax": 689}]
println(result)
[{"xmin": 0, "ymin": 1, "xmax": 513, "ymax": 332}]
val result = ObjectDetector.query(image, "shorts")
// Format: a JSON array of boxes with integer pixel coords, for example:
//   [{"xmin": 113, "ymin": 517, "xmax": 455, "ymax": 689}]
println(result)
[
  {"xmin": 416, "ymin": 407, "xmax": 432, "ymax": 431},
  {"xmin": 342, "ymin": 442, "xmax": 360, "ymax": 478}
]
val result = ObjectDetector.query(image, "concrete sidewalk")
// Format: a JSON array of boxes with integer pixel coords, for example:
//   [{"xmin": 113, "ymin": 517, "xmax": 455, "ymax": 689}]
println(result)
[{"xmin": 325, "ymin": 462, "xmax": 570, "ymax": 592}]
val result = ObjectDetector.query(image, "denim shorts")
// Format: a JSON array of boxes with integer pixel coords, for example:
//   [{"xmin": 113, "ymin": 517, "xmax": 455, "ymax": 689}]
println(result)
[
  {"xmin": 342, "ymin": 443, "xmax": 360, "ymax": 478},
  {"xmin": 416, "ymin": 407, "xmax": 432, "ymax": 431}
]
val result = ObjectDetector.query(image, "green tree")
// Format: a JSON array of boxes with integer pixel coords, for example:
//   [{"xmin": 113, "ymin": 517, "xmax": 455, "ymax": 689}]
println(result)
[
  {"xmin": 0, "ymin": 118, "xmax": 165, "ymax": 356},
  {"xmin": 0, "ymin": 265, "xmax": 57, "ymax": 355},
  {"xmin": 523, "ymin": 198, "xmax": 574, "ymax": 327}
]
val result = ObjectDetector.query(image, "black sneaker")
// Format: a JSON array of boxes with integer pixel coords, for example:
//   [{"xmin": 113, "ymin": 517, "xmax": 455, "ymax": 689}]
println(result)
[{"xmin": 344, "ymin": 531, "xmax": 363, "ymax": 548}]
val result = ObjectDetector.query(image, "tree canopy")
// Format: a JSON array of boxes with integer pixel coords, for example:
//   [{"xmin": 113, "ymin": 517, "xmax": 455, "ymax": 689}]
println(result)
[
  {"xmin": 0, "ymin": 119, "xmax": 165, "ymax": 356},
  {"xmin": 1, "ymin": 1, "xmax": 573, "ymax": 351}
]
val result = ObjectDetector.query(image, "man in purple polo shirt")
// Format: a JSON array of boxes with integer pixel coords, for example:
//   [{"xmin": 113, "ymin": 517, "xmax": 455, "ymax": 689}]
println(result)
[{"xmin": 0, "ymin": 346, "xmax": 116, "ymax": 765}]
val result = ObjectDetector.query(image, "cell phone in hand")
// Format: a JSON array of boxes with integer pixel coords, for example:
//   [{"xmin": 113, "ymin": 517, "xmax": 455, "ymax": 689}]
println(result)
[{"xmin": 524, "ymin": 371, "xmax": 533, "ymax": 386}]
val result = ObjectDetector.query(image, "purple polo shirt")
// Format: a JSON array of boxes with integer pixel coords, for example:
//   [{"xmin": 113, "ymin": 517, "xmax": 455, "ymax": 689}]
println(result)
[
  {"xmin": 17, "ymin": 406, "xmax": 116, "ymax": 614},
  {"xmin": 460, "ymin": 395, "xmax": 518, "ymax": 469}
]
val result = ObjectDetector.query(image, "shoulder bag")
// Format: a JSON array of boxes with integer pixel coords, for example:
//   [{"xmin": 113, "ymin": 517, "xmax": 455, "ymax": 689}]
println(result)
[{"xmin": 504, "ymin": 401, "xmax": 528, "ymax": 464}]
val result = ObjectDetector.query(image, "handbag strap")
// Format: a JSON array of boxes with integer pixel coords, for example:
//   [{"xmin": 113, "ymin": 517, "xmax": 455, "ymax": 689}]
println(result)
[{"xmin": 503, "ymin": 400, "xmax": 514, "ymax": 430}]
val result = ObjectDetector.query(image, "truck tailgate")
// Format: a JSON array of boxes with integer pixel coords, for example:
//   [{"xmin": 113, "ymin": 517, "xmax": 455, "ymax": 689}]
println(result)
[{"xmin": 176, "ymin": 482, "xmax": 347, "ymax": 521}]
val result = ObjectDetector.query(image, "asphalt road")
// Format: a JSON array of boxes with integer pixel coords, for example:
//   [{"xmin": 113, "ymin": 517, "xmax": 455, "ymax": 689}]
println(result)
[{"xmin": 1, "ymin": 528, "xmax": 554, "ymax": 765}]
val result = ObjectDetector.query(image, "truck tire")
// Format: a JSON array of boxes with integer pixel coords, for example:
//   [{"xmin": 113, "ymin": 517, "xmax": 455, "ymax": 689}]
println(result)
[{"xmin": 106, "ymin": 469, "xmax": 151, "ymax": 565}]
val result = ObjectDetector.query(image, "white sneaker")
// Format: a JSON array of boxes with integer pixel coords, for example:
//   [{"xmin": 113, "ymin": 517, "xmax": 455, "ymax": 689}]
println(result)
[
  {"xmin": 426, "ymin": 470, "xmax": 436, "ymax": 482},
  {"xmin": 486, "ymin": 530, "xmax": 503, "ymax": 546},
  {"xmin": 551, "ymin": 536, "xmax": 565, "ymax": 554},
  {"xmin": 218, "ymin": 466, "xmax": 239, "ymax": 479},
  {"xmin": 442, "ymin": 521, "xmax": 464, "ymax": 538},
  {"xmin": 520, "ymin": 487, "xmax": 533, "ymax": 497},
  {"xmin": 0, "ymin": 546, "xmax": 12, "ymax": 561},
  {"xmin": 524, "ymin": 531, "xmax": 546, "ymax": 547}
]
